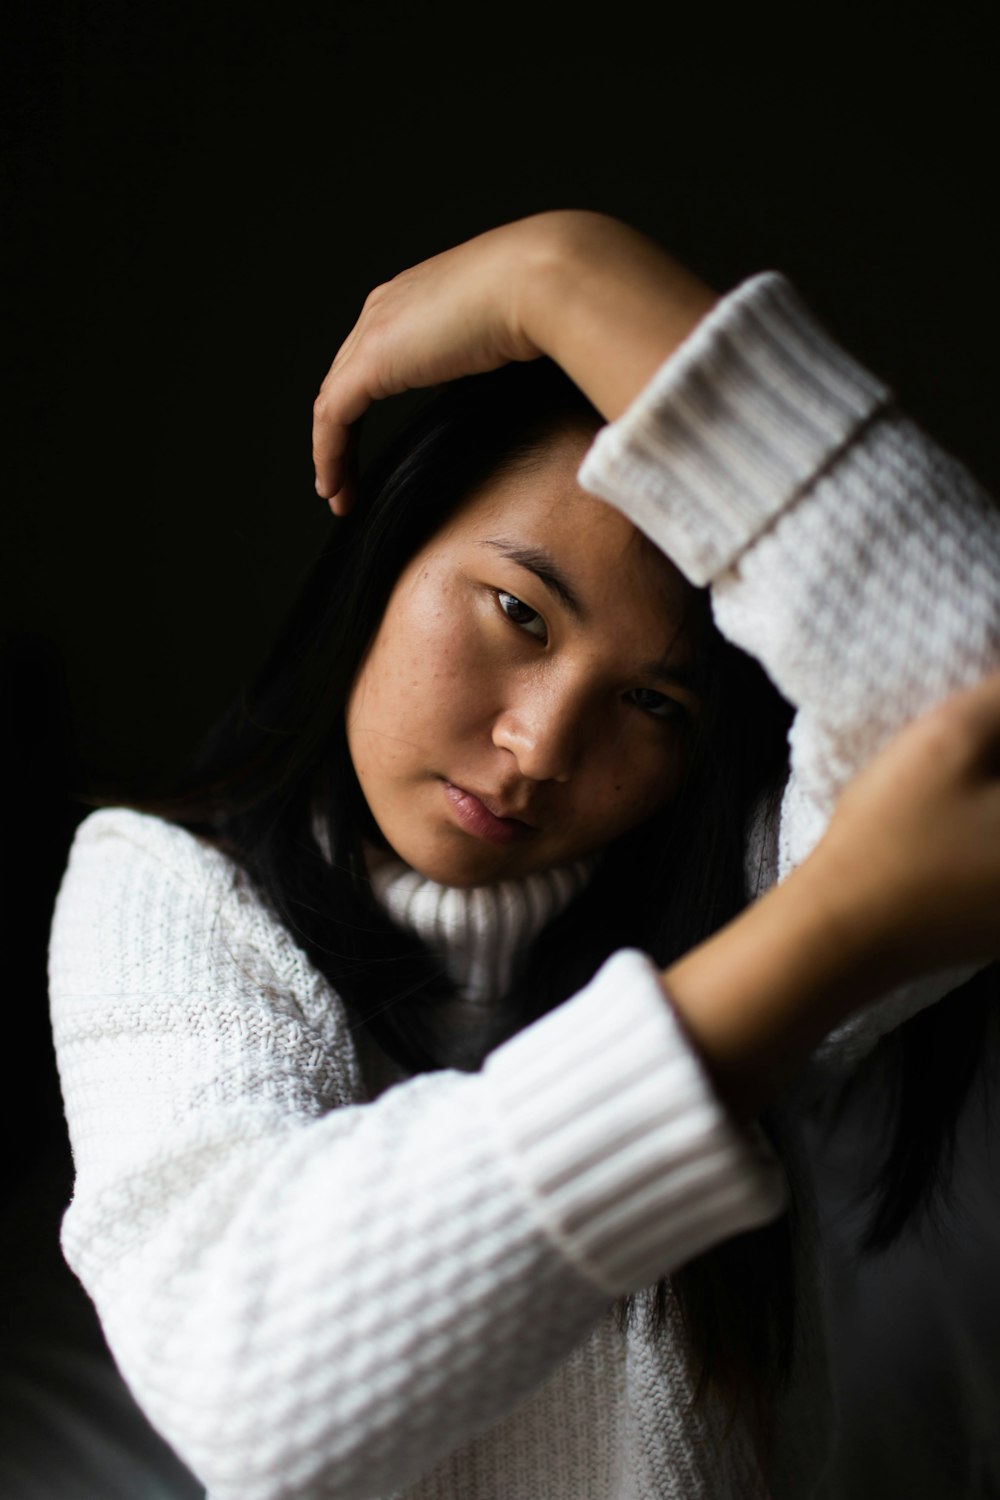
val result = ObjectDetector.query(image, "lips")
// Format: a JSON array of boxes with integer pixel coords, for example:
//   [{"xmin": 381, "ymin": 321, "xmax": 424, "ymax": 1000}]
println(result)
[{"xmin": 442, "ymin": 782, "xmax": 536, "ymax": 845}]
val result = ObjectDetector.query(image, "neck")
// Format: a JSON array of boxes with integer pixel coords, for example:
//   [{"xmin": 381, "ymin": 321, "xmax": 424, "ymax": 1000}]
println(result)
[{"xmin": 367, "ymin": 848, "xmax": 596, "ymax": 1003}]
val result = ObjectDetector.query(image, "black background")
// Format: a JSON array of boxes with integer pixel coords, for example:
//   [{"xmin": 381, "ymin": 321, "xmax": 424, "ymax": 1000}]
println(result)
[
  {"xmin": 6, "ymin": 0, "xmax": 1000, "ymax": 1195},
  {"xmin": 7, "ymin": 0, "xmax": 1000, "ymax": 1201},
  {"xmin": 8, "ymin": 2, "xmax": 1000, "ymax": 784},
  {"xmin": 4, "ymin": 4, "xmax": 1000, "ymax": 1487}
]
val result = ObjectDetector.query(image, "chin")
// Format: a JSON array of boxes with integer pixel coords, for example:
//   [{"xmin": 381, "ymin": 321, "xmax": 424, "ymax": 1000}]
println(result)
[
  {"xmin": 407, "ymin": 855, "xmax": 522, "ymax": 890},
  {"xmin": 400, "ymin": 838, "xmax": 545, "ymax": 890}
]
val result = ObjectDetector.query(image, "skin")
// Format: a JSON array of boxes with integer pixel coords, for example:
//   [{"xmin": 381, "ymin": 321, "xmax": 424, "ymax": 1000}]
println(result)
[
  {"xmin": 312, "ymin": 213, "xmax": 718, "ymax": 512},
  {"xmin": 347, "ymin": 427, "xmax": 703, "ymax": 888},
  {"xmin": 315, "ymin": 209, "xmax": 1000, "ymax": 1121}
]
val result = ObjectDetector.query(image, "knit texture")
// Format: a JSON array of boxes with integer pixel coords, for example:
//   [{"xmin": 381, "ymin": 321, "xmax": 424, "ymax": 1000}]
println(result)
[
  {"xmin": 51, "ymin": 813, "xmax": 785, "ymax": 1500},
  {"xmin": 580, "ymin": 270, "xmax": 998, "ymax": 1067},
  {"xmin": 369, "ymin": 849, "xmax": 595, "ymax": 1003},
  {"xmin": 50, "ymin": 271, "xmax": 1000, "ymax": 1497}
]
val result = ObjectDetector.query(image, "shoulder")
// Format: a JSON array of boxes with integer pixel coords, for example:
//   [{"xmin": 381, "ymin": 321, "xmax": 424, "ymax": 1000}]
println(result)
[
  {"xmin": 50, "ymin": 808, "xmax": 360, "ymax": 1090},
  {"xmin": 63, "ymin": 804, "xmax": 233, "ymax": 886},
  {"xmin": 53, "ymin": 807, "xmax": 251, "ymax": 981}
]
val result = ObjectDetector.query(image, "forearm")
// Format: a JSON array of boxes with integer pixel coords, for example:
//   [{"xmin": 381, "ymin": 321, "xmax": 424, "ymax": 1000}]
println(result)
[
  {"xmin": 312, "ymin": 210, "xmax": 719, "ymax": 506},
  {"xmin": 575, "ymin": 269, "xmax": 1000, "ymax": 834},
  {"xmin": 516, "ymin": 212, "xmax": 719, "ymax": 422},
  {"xmin": 661, "ymin": 662, "xmax": 1000, "ymax": 1118},
  {"xmin": 573, "ymin": 266, "xmax": 1000, "ymax": 1069},
  {"xmin": 662, "ymin": 851, "xmax": 892, "ymax": 1123}
]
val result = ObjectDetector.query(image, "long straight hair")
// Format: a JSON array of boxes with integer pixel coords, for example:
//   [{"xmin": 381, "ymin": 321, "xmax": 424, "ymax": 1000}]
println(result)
[{"xmin": 117, "ymin": 358, "xmax": 998, "ymax": 1461}]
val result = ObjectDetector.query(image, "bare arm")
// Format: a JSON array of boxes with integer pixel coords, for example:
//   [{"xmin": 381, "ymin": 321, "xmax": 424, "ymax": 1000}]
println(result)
[
  {"xmin": 664, "ymin": 667, "xmax": 1000, "ymax": 1119},
  {"xmin": 312, "ymin": 211, "xmax": 716, "ymax": 510}
]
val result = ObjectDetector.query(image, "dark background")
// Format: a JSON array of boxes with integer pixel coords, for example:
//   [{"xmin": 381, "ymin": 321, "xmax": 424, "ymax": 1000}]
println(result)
[
  {"xmin": 4, "ymin": 2, "xmax": 1000, "ymax": 1493},
  {"xmin": 9, "ymin": 3, "xmax": 999, "ymax": 783}
]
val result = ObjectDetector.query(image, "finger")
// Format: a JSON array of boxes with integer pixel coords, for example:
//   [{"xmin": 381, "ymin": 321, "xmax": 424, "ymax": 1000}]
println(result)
[
  {"xmin": 312, "ymin": 357, "xmax": 374, "ymax": 500},
  {"xmin": 326, "ymin": 427, "xmax": 359, "ymax": 517}
]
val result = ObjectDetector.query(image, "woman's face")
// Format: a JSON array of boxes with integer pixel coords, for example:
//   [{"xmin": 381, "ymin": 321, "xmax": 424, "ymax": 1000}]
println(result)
[{"xmin": 347, "ymin": 427, "xmax": 704, "ymax": 887}]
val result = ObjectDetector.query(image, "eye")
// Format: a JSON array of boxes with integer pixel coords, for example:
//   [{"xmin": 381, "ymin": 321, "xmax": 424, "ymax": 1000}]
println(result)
[
  {"xmin": 626, "ymin": 687, "xmax": 683, "ymax": 721},
  {"xmin": 496, "ymin": 591, "xmax": 547, "ymax": 641}
]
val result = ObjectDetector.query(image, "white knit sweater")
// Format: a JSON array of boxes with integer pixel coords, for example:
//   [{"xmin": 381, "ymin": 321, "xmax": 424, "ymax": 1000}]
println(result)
[{"xmin": 49, "ymin": 273, "xmax": 1000, "ymax": 1500}]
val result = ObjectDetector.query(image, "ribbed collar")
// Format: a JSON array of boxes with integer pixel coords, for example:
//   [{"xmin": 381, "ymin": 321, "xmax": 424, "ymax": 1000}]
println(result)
[{"xmin": 367, "ymin": 849, "xmax": 595, "ymax": 1004}]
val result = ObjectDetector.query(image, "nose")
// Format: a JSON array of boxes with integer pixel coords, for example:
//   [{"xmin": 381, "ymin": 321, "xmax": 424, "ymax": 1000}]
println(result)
[{"xmin": 491, "ymin": 678, "xmax": 590, "ymax": 784}]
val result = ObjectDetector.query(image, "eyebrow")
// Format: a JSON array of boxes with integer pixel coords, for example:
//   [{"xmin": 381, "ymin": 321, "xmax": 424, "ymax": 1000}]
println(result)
[
  {"xmin": 481, "ymin": 538, "xmax": 585, "ymax": 618},
  {"xmin": 641, "ymin": 656, "xmax": 708, "ymax": 696},
  {"xmin": 482, "ymin": 535, "xmax": 706, "ymax": 698}
]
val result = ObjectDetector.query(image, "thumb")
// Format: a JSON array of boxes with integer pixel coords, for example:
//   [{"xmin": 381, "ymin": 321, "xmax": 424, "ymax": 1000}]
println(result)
[{"xmin": 934, "ymin": 666, "xmax": 1000, "ymax": 775}]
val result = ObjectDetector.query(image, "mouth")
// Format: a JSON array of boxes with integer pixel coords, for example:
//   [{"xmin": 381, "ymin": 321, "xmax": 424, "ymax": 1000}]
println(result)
[{"xmin": 441, "ymin": 782, "xmax": 537, "ymax": 845}]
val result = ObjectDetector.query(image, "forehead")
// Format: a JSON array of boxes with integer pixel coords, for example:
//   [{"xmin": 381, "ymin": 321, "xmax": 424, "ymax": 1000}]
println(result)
[{"xmin": 438, "ymin": 427, "xmax": 694, "ymax": 629}]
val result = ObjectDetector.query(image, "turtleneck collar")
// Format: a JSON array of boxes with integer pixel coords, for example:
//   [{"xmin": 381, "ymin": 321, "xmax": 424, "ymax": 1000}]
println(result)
[{"xmin": 366, "ymin": 848, "xmax": 596, "ymax": 1004}]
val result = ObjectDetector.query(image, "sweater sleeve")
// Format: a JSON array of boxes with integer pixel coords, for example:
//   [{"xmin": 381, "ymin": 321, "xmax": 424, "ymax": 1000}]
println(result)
[
  {"xmin": 578, "ymin": 272, "xmax": 1000, "ymax": 1069},
  {"xmin": 50, "ymin": 808, "xmax": 786, "ymax": 1500}
]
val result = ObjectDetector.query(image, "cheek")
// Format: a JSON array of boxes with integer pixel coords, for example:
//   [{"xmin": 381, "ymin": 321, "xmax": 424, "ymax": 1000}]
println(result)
[
  {"xmin": 347, "ymin": 587, "xmax": 490, "ymax": 763},
  {"xmin": 403, "ymin": 603, "xmax": 492, "ymax": 733},
  {"xmin": 585, "ymin": 740, "xmax": 684, "ymax": 838}
]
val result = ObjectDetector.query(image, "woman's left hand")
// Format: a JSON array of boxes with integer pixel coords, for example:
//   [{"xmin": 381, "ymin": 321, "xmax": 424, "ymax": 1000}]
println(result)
[
  {"xmin": 312, "ymin": 218, "xmax": 545, "ymax": 512},
  {"xmin": 312, "ymin": 212, "xmax": 718, "ymax": 513}
]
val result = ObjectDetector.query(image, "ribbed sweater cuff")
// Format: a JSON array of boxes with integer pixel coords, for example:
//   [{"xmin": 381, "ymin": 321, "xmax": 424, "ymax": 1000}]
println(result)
[
  {"xmin": 577, "ymin": 271, "xmax": 892, "ymax": 586},
  {"xmin": 481, "ymin": 949, "xmax": 788, "ymax": 1295}
]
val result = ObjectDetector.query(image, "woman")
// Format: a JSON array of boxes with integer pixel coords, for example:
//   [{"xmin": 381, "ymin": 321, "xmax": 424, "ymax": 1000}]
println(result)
[{"xmin": 50, "ymin": 211, "xmax": 1000, "ymax": 1498}]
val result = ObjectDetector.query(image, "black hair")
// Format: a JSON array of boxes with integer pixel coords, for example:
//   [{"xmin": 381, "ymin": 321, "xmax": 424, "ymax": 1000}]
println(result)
[{"xmin": 115, "ymin": 356, "xmax": 998, "ymax": 1474}]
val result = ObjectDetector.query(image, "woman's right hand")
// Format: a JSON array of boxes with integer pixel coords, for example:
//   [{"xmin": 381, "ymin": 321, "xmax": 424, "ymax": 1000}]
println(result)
[
  {"xmin": 663, "ymin": 667, "xmax": 1000, "ymax": 1120},
  {"xmin": 312, "ymin": 211, "xmax": 718, "ymax": 513},
  {"xmin": 814, "ymin": 664, "xmax": 1000, "ymax": 984}
]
